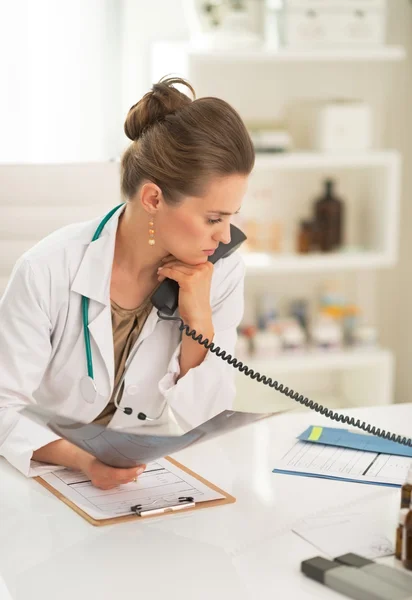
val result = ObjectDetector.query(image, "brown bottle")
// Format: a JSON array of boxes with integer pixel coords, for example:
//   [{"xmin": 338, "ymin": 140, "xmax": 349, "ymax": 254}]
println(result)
[
  {"xmin": 401, "ymin": 466, "xmax": 412, "ymax": 508},
  {"xmin": 402, "ymin": 507, "xmax": 412, "ymax": 570},
  {"xmin": 297, "ymin": 220, "xmax": 313, "ymax": 254},
  {"xmin": 396, "ymin": 508, "xmax": 409, "ymax": 560},
  {"xmin": 314, "ymin": 179, "xmax": 344, "ymax": 252}
]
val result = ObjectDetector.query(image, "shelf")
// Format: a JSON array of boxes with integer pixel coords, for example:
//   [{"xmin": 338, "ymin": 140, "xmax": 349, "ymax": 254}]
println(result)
[
  {"xmin": 234, "ymin": 347, "xmax": 392, "ymax": 374},
  {"xmin": 234, "ymin": 347, "xmax": 394, "ymax": 409},
  {"xmin": 234, "ymin": 392, "xmax": 355, "ymax": 414},
  {"xmin": 242, "ymin": 251, "xmax": 395, "ymax": 273},
  {"xmin": 188, "ymin": 45, "xmax": 406, "ymax": 63},
  {"xmin": 151, "ymin": 42, "xmax": 406, "ymax": 87},
  {"xmin": 253, "ymin": 150, "xmax": 400, "ymax": 171}
]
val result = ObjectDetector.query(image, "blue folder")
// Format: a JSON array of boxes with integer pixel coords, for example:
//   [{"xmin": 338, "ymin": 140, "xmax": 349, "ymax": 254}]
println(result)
[
  {"xmin": 297, "ymin": 425, "xmax": 412, "ymax": 458},
  {"xmin": 271, "ymin": 469, "xmax": 402, "ymax": 488}
]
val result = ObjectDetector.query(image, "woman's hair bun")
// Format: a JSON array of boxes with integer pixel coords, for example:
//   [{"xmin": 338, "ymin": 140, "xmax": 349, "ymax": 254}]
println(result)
[{"xmin": 124, "ymin": 76, "xmax": 195, "ymax": 141}]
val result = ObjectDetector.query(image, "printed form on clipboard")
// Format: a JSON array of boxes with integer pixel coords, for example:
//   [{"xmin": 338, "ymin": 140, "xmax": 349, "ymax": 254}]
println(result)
[
  {"xmin": 36, "ymin": 457, "xmax": 235, "ymax": 525},
  {"xmin": 272, "ymin": 440, "xmax": 412, "ymax": 487}
]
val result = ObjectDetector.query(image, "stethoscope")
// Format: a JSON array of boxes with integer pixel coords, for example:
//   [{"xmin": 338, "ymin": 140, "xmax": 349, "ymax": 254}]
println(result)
[{"xmin": 79, "ymin": 203, "xmax": 167, "ymax": 422}]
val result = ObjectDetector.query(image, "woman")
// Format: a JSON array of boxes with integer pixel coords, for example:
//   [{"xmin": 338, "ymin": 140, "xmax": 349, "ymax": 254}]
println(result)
[{"xmin": 0, "ymin": 77, "xmax": 254, "ymax": 489}]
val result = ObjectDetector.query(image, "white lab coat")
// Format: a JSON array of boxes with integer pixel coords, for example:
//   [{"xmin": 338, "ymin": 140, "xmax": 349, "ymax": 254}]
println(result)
[{"xmin": 0, "ymin": 206, "xmax": 245, "ymax": 477}]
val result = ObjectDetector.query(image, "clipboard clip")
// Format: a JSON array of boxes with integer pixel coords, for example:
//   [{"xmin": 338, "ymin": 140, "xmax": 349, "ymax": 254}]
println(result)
[{"xmin": 130, "ymin": 496, "xmax": 195, "ymax": 517}]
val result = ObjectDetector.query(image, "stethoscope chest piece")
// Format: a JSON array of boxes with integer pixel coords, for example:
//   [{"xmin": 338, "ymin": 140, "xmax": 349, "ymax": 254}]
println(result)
[{"xmin": 80, "ymin": 376, "xmax": 99, "ymax": 404}]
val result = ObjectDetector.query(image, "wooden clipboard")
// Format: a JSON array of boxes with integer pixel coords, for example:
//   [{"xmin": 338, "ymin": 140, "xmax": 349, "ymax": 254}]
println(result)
[{"xmin": 35, "ymin": 456, "xmax": 236, "ymax": 527}]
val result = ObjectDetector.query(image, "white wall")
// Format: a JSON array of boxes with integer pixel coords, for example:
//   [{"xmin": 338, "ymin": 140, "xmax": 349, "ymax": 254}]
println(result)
[
  {"xmin": 0, "ymin": 163, "xmax": 121, "ymax": 292},
  {"xmin": 0, "ymin": 0, "xmax": 123, "ymax": 163},
  {"xmin": 120, "ymin": 0, "xmax": 189, "ymax": 129}
]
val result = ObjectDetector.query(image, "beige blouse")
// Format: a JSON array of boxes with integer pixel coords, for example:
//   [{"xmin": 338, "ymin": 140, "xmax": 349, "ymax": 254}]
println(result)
[{"xmin": 93, "ymin": 296, "xmax": 153, "ymax": 426}]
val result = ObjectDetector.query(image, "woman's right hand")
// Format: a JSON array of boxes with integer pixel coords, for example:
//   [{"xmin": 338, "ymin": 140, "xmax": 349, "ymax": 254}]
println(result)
[
  {"xmin": 32, "ymin": 439, "xmax": 146, "ymax": 490},
  {"xmin": 82, "ymin": 457, "xmax": 146, "ymax": 490}
]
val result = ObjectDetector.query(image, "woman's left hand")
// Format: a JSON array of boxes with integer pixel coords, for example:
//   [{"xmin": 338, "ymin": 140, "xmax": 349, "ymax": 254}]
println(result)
[{"xmin": 157, "ymin": 256, "xmax": 214, "ymax": 327}]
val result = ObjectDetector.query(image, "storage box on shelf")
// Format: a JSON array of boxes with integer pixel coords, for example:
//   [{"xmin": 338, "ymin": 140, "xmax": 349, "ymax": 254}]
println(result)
[{"xmin": 282, "ymin": 0, "xmax": 388, "ymax": 49}]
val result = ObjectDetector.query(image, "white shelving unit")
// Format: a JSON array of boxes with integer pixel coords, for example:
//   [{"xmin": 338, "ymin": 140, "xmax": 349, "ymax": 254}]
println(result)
[
  {"xmin": 151, "ymin": 42, "xmax": 406, "ymax": 78},
  {"xmin": 253, "ymin": 150, "xmax": 399, "ymax": 170},
  {"xmin": 233, "ymin": 347, "xmax": 394, "ymax": 413},
  {"xmin": 235, "ymin": 347, "xmax": 392, "ymax": 373},
  {"xmin": 188, "ymin": 45, "xmax": 406, "ymax": 63},
  {"xmin": 151, "ymin": 40, "xmax": 404, "ymax": 411},
  {"xmin": 242, "ymin": 251, "xmax": 396, "ymax": 274}
]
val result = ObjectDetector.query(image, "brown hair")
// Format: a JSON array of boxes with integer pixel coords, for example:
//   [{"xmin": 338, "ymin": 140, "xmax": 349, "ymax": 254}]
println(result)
[{"xmin": 121, "ymin": 76, "xmax": 255, "ymax": 203}]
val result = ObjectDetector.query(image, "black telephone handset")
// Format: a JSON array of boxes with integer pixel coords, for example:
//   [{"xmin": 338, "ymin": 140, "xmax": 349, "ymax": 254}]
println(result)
[
  {"xmin": 150, "ymin": 225, "xmax": 412, "ymax": 448},
  {"xmin": 151, "ymin": 224, "xmax": 247, "ymax": 316}
]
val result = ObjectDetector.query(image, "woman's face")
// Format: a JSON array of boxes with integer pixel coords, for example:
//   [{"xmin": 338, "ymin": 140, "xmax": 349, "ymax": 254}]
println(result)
[{"xmin": 156, "ymin": 174, "xmax": 248, "ymax": 265}]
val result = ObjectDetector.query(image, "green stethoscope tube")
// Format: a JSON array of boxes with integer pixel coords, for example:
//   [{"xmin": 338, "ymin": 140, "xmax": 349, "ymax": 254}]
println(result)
[{"xmin": 82, "ymin": 203, "xmax": 124, "ymax": 380}]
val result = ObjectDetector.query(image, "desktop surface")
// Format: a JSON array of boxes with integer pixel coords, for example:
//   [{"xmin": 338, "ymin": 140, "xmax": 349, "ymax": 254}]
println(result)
[{"xmin": 0, "ymin": 403, "xmax": 410, "ymax": 600}]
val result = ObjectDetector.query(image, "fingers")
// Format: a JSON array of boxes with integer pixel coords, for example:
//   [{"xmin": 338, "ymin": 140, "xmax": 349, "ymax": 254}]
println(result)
[
  {"xmin": 157, "ymin": 267, "xmax": 187, "ymax": 286},
  {"xmin": 91, "ymin": 464, "xmax": 146, "ymax": 490},
  {"xmin": 113, "ymin": 465, "xmax": 146, "ymax": 483},
  {"xmin": 157, "ymin": 265, "xmax": 194, "ymax": 285},
  {"xmin": 158, "ymin": 263, "xmax": 194, "ymax": 276}
]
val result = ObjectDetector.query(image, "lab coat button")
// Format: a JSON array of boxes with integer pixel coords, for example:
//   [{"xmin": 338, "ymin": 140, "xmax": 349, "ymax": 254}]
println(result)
[{"xmin": 126, "ymin": 385, "xmax": 139, "ymax": 395}]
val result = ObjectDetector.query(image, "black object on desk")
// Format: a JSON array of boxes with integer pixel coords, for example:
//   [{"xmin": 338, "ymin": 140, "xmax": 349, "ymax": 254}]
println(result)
[
  {"xmin": 301, "ymin": 556, "xmax": 411, "ymax": 600},
  {"xmin": 335, "ymin": 553, "xmax": 412, "ymax": 594}
]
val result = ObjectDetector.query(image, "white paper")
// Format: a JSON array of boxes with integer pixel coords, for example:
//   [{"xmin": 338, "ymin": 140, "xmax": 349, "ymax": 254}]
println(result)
[
  {"xmin": 39, "ymin": 458, "xmax": 224, "ymax": 521},
  {"xmin": 293, "ymin": 511, "xmax": 394, "ymax": 559},
  {"xmin": 23, "ymin": 405, "xmax": 270, "ymax": 468},
  {"xmin": 0, "ymin": 572, "xmax": 13, "ymax": 600},
  {"xmin": 273, "ymin": 440, "xmax": 412, "ymax": 486}
]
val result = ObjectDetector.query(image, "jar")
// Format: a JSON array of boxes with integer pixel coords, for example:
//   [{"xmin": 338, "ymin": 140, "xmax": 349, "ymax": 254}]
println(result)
[
  {"xmin": 297, "ymin": 219, "xmax": 313, "ymax": 254},
  {"xmin": 352, "ymin": 325, "xmax": 378, "ymax": 348}
]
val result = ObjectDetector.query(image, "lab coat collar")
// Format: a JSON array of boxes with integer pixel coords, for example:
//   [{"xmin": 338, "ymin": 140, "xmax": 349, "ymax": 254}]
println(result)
[
  {"xmin": 71, "ymin": 204, "xmax": 126, "ymax": 305},
  {"xmin": 69, "ymin": 204, "xmax": 161, "ymax": 391}
]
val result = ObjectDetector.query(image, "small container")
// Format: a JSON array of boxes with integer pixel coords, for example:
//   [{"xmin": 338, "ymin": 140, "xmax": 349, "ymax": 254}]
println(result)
[
  {"xmin": 343, "ymin": 304, "xmax": 360, "ymax": 345},
  {"xmin": 269, "ymin": 220, "xmax": 283, "ymax": 253},
  {"xmin": 290, "ymin": 298, "xmax": 309, "ymax": 333},
  {"xmin": 401, "ymin": 466, "xmax": 412, "ymax": 509},
  {"xmin": 352, "ymin": 325, "xmax": 378, "ymax": 348},
  {"xmin": 297, "ymin": 219, "xmax": 313, "ymax": 254},
  {"xmin": 253, "ymin": 330, "xmax": 282, "ymax": 357},
  {"xmin": 313, "ymin": 178, "xmax": 344, "ymax": 252},
  {"xmin": 280, "ymin": 320, "xmax": 306, "ymax": 351},
  {"xmin": 315, "ymin": 100, "xmax": 372, "ymax": 152},
  {"xmin": 244, "ymin": 219, "xmax": 259, "ymax": 251},
  {"xmin": 395, "ymin": 508, "xmax": 410, "ymax": 560},
  {"xmin": 257, "ymin": 293, "xmax": 278, "ymax": 330},
  {"xmin": 311, "ymin": 314, "xmax": 343, "ymax": 349},
  {"xmin": 402, "ymin": 508, "xmax": 412, "ymax": 570},
  {"xmin": 250, "ymin": 129, "xmax": 292, "ymax": 153}
]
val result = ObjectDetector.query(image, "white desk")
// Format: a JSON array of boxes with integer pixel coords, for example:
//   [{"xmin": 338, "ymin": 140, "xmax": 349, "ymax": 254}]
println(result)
[{"xmin": 0, "ymin": 403, "xmax": 411, "ymax": 600}]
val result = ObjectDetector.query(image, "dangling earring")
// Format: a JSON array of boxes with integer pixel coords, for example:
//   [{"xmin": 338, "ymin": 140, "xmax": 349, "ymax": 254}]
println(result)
[{"xmin": 148, "ymin": 218, "xmax": 155, "ymax": 246}]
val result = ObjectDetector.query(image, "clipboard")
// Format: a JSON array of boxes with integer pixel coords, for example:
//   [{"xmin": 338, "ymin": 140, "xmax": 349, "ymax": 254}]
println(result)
[{"xmin": 35, "ymin": 456, "xmax": 236, "ymax": 527}]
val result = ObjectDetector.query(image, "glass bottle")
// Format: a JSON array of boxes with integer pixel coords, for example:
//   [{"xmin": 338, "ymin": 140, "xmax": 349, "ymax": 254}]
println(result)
[
  {"xmin": 314, "ymin": 178, "xmax": 344, "ymax": 252},
  {"xmin": 297, "ymin": 220, "xmax": 313, "ymax": 254},
  {"xmin": 396, "ymin": 508, "xmax": 409, "ymax": 560},
  {"xmin": 402, "ymin": 507, "xmax": 412, "ymax": 570},
  {"xmin": 401, "ymin": 466, "xmax": 412, "ymax": 509}
]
